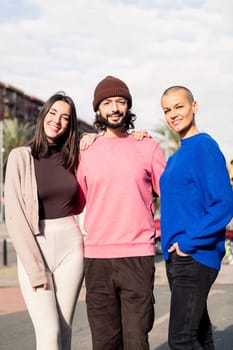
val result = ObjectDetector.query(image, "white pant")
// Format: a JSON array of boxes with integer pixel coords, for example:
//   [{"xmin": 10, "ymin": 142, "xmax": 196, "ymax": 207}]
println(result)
[{"xmin": 18, "ymin": 216, "xmax": 84, "ymax": 350}]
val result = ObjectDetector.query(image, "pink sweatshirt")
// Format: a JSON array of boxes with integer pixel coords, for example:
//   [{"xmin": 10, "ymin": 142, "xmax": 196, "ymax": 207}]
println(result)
[{"xmin": 77, "ymin": 134, "xmax": 166, "ymax": 258}]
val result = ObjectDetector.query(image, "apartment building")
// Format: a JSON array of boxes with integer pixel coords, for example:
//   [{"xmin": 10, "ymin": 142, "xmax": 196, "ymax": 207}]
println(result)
[{"xmin": 0, "ymin": 81, "xmax": 95, "ymax": 134}]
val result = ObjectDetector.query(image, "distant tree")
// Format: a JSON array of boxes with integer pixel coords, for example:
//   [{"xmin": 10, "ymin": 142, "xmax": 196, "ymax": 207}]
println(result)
[
  {"xmin": 153, "ymin": 121, "xmax": 179, "ymax": 160},
  {"xmin": 153, "ymin": 121, "xmax": 180, "ymax": 217},
  {"xmin": 3, "ymin": 118, "xmax": 34, "ymax": 170}
]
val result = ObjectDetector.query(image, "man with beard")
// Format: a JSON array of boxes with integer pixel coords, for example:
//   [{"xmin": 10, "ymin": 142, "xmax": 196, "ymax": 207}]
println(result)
[{"xmin": 77, "ymin": 76, "xmax": 166, "ymax": 350}]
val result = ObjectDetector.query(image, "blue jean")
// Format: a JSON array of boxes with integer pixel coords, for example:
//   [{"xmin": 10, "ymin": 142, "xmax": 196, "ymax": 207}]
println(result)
[{"xmin": 166, "ymin": 252, "xmax": 218, "ymax": 350}]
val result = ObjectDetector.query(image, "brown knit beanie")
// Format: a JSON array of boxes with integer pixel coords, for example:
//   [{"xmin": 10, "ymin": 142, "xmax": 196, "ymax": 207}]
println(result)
[{"xmin": 93, "ymin": 76, "xmax": 132, "ymax": 112}]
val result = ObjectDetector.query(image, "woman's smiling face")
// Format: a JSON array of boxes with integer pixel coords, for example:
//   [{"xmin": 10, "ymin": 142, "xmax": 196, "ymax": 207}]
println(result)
[
  {"xmin": 161, "ymin": 88, "xmax": 198, "ymax": 139},
  {"xmin": 43, "ymin": 100, "xmax": 71, "ymax": 143}
]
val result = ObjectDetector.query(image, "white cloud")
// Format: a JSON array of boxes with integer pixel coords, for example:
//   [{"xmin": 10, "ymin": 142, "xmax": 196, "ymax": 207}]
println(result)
[{"xmin": 0, "ymin": 0, "xmax": 232, "ymax": 161}]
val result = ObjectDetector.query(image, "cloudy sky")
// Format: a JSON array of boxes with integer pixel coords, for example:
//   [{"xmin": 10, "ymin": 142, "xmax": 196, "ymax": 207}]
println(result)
[{"xmin": 1, "ymin": 0, "xmax": 232, "ymax": 161}]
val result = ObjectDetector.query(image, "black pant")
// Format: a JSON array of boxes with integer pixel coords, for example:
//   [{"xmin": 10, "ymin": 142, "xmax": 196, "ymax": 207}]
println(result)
[
  {"xmin": 84, "ymin": 256, "xmax": 155, "ymax": 350},
  {"xmin": 166, "ymin": 252, "xmax": 218, "ymax": 350}
]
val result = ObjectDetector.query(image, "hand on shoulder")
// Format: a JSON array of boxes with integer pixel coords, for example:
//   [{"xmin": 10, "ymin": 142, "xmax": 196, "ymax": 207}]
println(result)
[
  {"xmin": 80, "ymin": 133, "xmax": 99, "ymax": 150},
  {"xmin": 131, "ymin": 130, "xmax": 151, "ymax": 141}
]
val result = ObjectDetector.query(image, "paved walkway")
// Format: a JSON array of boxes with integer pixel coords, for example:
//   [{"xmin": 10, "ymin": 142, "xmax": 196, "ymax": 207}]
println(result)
[
  {"xmin": 1, "ymin": 222, "xmax": 233, "ymax": 316},
  {"xmin": 0, "ymin": 255, "xmax": 168, "ymax": 316},
  {"xmin": 0, "ymin": 221, "xmax": 168, "ymax": 315},
  {"xmin": 1, "ymin": 254, "xmax": 233, "ymax": 316}
]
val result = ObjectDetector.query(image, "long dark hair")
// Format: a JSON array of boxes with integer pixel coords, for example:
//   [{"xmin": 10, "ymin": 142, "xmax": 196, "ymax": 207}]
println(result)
[
  {"xmin": 30, "ymin": 92, "xmax": 79, "ymax": 173},
  {"xmin": 94, "ymin": 110, "xmax": 136, "ymax": 131}
]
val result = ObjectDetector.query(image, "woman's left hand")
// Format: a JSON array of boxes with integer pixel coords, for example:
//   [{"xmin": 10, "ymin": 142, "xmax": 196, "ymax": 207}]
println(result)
[
  {"xmin": 168, "ymin": 242, "xmax": 189, "ymax": 256},
  {"xmin": 131, "ymin": 130, "xmax": 151, "ymax": 141},
  {"xmin": 80, "ymin": 133, "xmax": 98, "ymax": 150},
  {"xmin": 33, "ymin": 282, "xmax": 49, "ymax": 292}
]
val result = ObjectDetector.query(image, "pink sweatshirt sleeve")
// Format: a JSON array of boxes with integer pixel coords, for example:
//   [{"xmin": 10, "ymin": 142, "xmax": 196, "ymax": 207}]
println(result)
[{"xmin": 151, "ymin": 142, "xmax": 166, "ymax": 196}]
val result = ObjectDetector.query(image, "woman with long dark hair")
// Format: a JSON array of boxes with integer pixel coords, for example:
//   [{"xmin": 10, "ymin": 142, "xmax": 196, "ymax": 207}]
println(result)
[{"xmin": 5, "ymin": 92, "xmax": 84, "ymax": 350}]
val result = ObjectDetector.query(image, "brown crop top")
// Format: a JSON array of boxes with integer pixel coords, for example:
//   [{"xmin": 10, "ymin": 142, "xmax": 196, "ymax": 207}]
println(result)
[{"xmin": 34, "ymin": 145, "xmax": 79, "ymax": 219}]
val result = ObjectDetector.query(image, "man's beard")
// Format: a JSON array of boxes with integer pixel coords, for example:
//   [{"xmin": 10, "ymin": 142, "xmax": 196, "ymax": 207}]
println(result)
[{"xmin": 97, "ymin": 111, "xmax": 127, "ymax": 129}]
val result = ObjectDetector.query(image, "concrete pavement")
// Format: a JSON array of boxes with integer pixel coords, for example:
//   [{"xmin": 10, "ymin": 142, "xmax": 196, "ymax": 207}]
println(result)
[
  {"xmin": 0, "ymin": 221, "xmax": 169, "ymax": 315},
  {"xmin": 1, "ymin": 252, "xmax": 233, "ymax": 315},
  {"xmin": 1, "ymin": 218, "xmax": 233, "ymax": 314},
  {"xmin": 1, "ymin": 222, "xmax": 233, "ymax": 349},
  {"xmin": 1, "ymin": 265, "xmax": 233, "ymax": 350}
]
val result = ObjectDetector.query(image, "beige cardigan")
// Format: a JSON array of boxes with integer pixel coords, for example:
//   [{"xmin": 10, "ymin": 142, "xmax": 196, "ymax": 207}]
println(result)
[{"xmin": 4, "ymin": 146, "xmax": 48, "ymax": 287}]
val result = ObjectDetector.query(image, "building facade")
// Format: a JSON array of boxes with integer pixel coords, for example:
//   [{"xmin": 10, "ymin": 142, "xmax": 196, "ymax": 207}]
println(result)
[{"xmin": 0, "ymin": 81, "xmax": 95, "ymax": 134}]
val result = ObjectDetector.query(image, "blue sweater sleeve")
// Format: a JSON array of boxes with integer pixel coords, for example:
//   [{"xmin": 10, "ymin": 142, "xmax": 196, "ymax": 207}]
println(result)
[{"xmin": 179, "ymin": 137, "xmax": 233, "ymax": 254}]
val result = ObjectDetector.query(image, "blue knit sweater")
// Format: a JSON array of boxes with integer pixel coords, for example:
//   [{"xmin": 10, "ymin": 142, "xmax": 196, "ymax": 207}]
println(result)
[{"xmin": 160, "ymin": 133, "xmax": 233, "ymax": 270}]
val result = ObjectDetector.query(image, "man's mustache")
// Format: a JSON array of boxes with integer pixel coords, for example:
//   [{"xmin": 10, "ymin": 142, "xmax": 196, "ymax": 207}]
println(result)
[{"xmin": 106, "ymin": 111, "xmax": 124, "ymax": 118}]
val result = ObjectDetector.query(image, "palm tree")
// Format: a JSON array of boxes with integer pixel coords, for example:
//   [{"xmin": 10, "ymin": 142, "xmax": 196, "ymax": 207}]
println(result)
[
  {"xmin": 153, "ymin": 121, "xmax": 180, "ymax": 160},
  {"xmin": 153, "ymin": 121, "xmax": 180, "ymax": 219},
  {"xmin": 3, "ymin": 118, "xmax": 34, "ymax": 169},
  {"xmin": 0, "ymin": 118, "xmax": 34, "ymax": 222}
]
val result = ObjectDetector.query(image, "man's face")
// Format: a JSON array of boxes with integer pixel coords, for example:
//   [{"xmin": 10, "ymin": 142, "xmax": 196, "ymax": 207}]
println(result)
[{"xmin": 98, "ymin": 96, "xmax": 128, "ymax": 129}]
